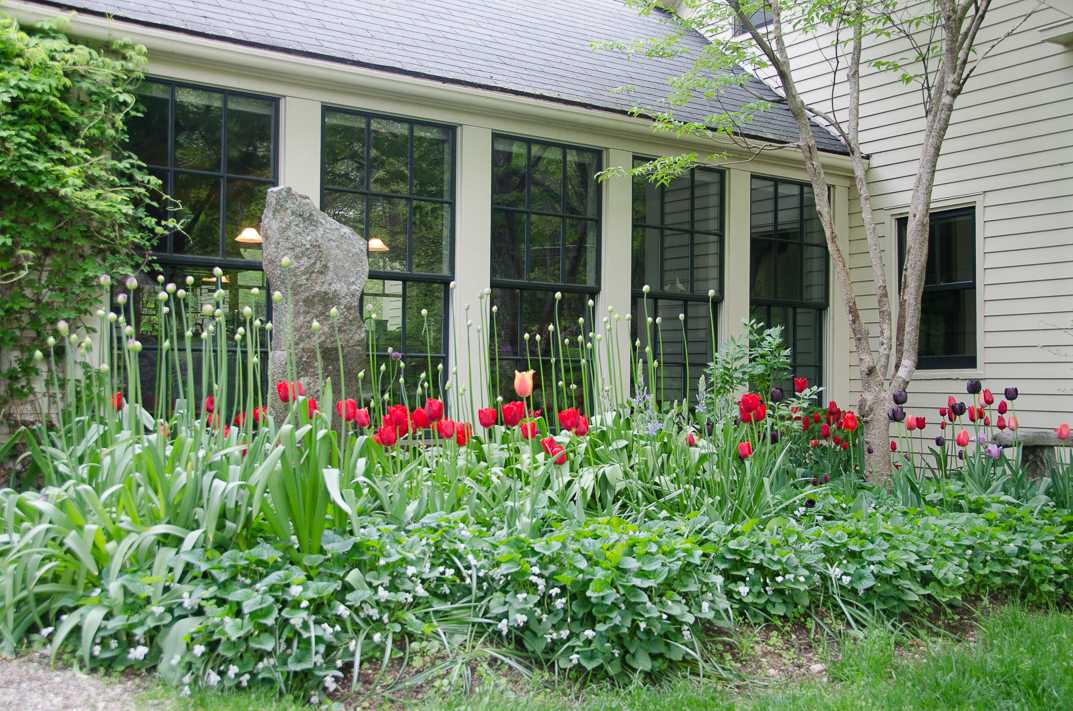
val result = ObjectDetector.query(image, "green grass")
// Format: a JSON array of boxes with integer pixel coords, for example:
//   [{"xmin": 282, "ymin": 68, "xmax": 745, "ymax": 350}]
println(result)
[{"xmin": 149, "ymin": 606, "xmax": 1073, "ymax": 711}]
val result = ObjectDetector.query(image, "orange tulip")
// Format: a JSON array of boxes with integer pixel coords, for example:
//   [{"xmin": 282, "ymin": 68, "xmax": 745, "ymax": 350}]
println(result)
[{"xmin": 514, "ymin": 370, "xmax": 535, "ymax": 398}]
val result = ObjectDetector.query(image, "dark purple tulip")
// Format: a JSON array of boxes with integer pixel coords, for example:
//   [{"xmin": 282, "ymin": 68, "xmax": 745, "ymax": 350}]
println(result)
[
  {"xmin": 770, "ymin": 430, "xmax": 781, "ymax": 444},
  {"xmin": 804, "ymin": 498, "xmax": 816, "ymax": 508},
  {"xmin": 770, "ymin": 386, "xmax": 784, "ymax": 403},
  {"xmin": 966, "ymin": 380, "xmax": 982, "ymax": 395},
  {"xmin": 957, "ymin": 450, "xmax": 965, "ymax": 460},
  {"xmin": 935, "ymin": 436, "xmax": 945, "ymax": 447},
  {"xmin": 734, "ymin": 416, "xmax": 742, "ymax": 427},
  {"xmin": 892, "ymin": 390, "xmax": 908, "ymax": 405},
  {"xmin": 822, "ymin": 474, "xmax": 830, "ymax": 483},
  {"xmin": 952, "ymin": 402, "xmax": 967, "ymax": 417},
  {"xmin": 1004, "ymin": 387, "xmax": 1018, "ymax": 401},
  {"xmin": 706, "ymin": 421, "xmax": 714, "ymax": 436},
  {"xmin": 866, "ymin": 446, "xmax": 874, "ymax": 454},
  {"xmin": 812, "ymin": 477, "xmax": 820, "ymax": 486},
  {"xmin": 903, "ymin": 453, "xmax": 910, "ymax": 461},
  {"xmin": 887, "ymin": 407, "xmax": 905, "ymax": 423}
]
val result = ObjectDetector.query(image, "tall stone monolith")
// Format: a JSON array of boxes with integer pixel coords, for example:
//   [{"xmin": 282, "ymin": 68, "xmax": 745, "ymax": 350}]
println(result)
[{"xmin": 260, "ymin": 187, "xmax": 367, "ymax": 423}]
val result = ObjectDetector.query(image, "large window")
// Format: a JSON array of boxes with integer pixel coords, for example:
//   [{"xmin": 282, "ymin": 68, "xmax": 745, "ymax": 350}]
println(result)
[
  {"xmin": 897, "ymin": 208, "xmax": 976, "ymax": 369},
  {"xmin": 632, "ymin": 159, "xmax": 724, "ymax": 403},
  {"xmin": 124, "ymin": 80, "xmax": 278, "ymax": 411},
  {"xmin": 490, "ymin": 135, "xmax": 601, "ymax": 410},
  {"xmin": 749, "ymin": 176, "xmax": 828, "ymax": 391},
  {"xmin": 321, "ymin": 109, "xmax": 454, "ymax": 395}
]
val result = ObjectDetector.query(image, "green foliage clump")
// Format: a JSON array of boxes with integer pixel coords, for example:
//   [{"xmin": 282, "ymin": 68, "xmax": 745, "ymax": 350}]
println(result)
[{"xmin": 0, "ymin": 17, "xmax": 164, "ymax": 408}]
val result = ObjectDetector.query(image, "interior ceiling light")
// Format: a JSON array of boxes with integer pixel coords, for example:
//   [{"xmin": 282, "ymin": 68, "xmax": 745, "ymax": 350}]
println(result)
[{"xmin": 235, "ymin": 227, "xmax": 262, "ymax": 243}]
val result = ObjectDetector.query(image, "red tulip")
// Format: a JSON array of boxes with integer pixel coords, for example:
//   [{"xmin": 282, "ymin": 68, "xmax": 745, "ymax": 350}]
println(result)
[
  {"xmin": 436, "ymin": 419, "xmax": 456, "ymax": 439},
  {"xmin": 812, "ymin": 412, "xmax": 821, "ymax": 424},
  {"xmin": 541, "ymin": 436, "xmax": 557, "ymax": 456},
  {"xmin": 794, "ymin": 377, "xmax": 808, "ymax": 393},
  {"xmin": 833, "ymin": 435, "xmax": 842, "ymax": 445},
  {"xmin": 377, "ymin": 425, "xmax": 397, "ymax": 446},
  {"xmin": 687, "ymin": 433, "xmax": 697, "ymax": 447},
  {"xmin": 1008, "ymin": 416, "xmax": 1018, "ymax": 431},
  {"xmin": 998, "ymin": 401, "xmax": 1008, "ymax": 415},
  {"xmin": 276, "ymin": 381, "xmax": 305, "ymax": 403},
  {"xmin": 905, "ymin": 415, "xmax": 917, "ymax": 431},
  {"xmin": 424, "ymin": 398, "xmax": 444, "ymax": 422},
  {"xmin": 520, "ymin": 421, "xmax": 538, "ymax": 439},
  {"xmin": 307, "ymin": 399, "xmax": 318, "ymax": 418},
  {"xmin": 223, "ymin": 426, "xmax": 230, "ymax": 438},
  {"xmin": 982, "ymin": 389, "xmax": 994, "ymax": 406},
  {"xmin": 502, "ymin": 401, "xmax": 525, "ymax": 428},
  {"xmin": 455, "ymin": 422, "xmax": 472, "ymax": 446},
  {"xmin": 739, "ymin": 393, "xmax": 760, "ymax": 414},
  {"xmin": 557, "ymin": 407, "xmax": 580, "ymax": 432},
  {"xmin": 737, "ymin": 441, "xmax": 752, "ymax": 459},
  {"xmin": 810, "ymin": 439, "xmax": 818, "ymax": 448},
  {"xmin": 820, "ymin": 424, "xmax": 831, "ymax": 439},
  {"xmin": 890, "ymin": 440, "xmax": 897, "ymax": 452},
  {"xmin": 802, "ymin": 418, "xmax": 810, "ymax": 432},
  {"xmin": 827, "ymin": 401, "xmax": 840, "ymax": 417},
  {"xmin": 112, "ymin": 393, "xmax": 123, "ymax": 411},
  {"xmin": 752, "ymin": 403, "xmax": 767, "ymax": 423},
  {"xmin": 841, "ymin": 441, "xmax": 849, "ymax": 450},
  {"xmin": 1057, "ymin": 423, "xmax": 1071, "ymax": 441},
  {"xmin": 955, "ymin": 430, "xmax": 970, "ymax": 447},
  {"xmin": 948, "ymin": 395, "xmax": 957, "ymax": 408},
  {"xmin": 939, "ymin": 407, "xmax": 948, "ymax": 417},
  {"xmin": 411, "ymin": 408, "xmax": 431, "ymax": 429},
  {"xmin": 233, "ymin": 411, "xmax": 246, "ymax": 426},
  {"xmin": 984, "ymin": 416, "xmax": 990, "ymax": 426},
  {"xmin": 208, "ymin": 413, "xmax": 220, "ymax": 428},
  {"xmin": 842, "ymin": 412, "xmax": 858, "ymax": 431},
  {"xmin": 253, "ymin": 406, "xmax": 268, "ymax": 424},
  {"xmin": 204, "ymin": 396, "xmax": 215, "ymax": 414},
  {"xmin": 940, "ymin": 421, "xmax": 947, "ymax": 430},
  {"xmin": 389, "ymin": 405, "xmax": 409, "ymax": 428},
  {"xmin": 996, "ymin": 415, "xmax": 1006, "ymax": 430},
  {"xmin": 917, "ymin": 416, "xmax": 926, "ymax": 429},
  {"xmin": 354, "ymin": 408, "xmax": 371, "ymax": 427},
  {"xmin": 552, "ymin": 448, "xmax": 567, "ymax": 465},
  {"xmin": 478, "ymin": 408, "xmax": 497, "ymax": 428},
  {"xmin": 574, "ymin": 415, "xmax": 589, "ymax": 437},
  {"xmin": 336, "ymin": 398, "xmax": 358, "ymax": 423}
]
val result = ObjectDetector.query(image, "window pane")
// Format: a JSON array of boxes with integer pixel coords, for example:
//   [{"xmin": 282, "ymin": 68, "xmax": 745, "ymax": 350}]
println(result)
[
  {"xmin": 565, "ymin": 149, "xmax": 599, "ymax": 217},
  {"xmin": 173, "ymin": 173, "xmax": 222, "ymax": 256},
  {"xmin": 795, "ymin": 307, "xmax": 821, "ymax": 366},
  {"xmin": 370, "ymin": 119, "xmax": 409, "ymax": 194},
  {"xmin": 227, "ymin": 95, "xmax": 274, "ymax": 178},
  {"xmin": 750, "ymin": 179, "xmax": 775, "ymax": 239},
  {"xmin": 412, "ymin": 201, "xmax": 450, "ymax": 274},
  {"xmin": 322, "ymin": 189, "xmax": 366, "ymax": 235},
  {"xmin": 224, "ymin": 180, "xmax": 269, "ymax": 260},
  {"xmin": 164, "ymin": 266, "xmax": 221, "ymax": 337},
  {"xmin": 217, "ymin": 269, "xmax": 269, "ymax": 340},
  {"xmin": 323, "ymin": 111, "xmax": 366, "ymax": 190},
  {"xmin": 530, "ymin": 143, "xmax": 563, "ymax": 213},
  {"xmin": 632, "ymin": 170, "xmax": 660, "ymax": 226},
  {"xmin": 146, "ymin": 169, "xmax": 170, "ymax": 253},
  {"xmin": 694, "ymin": 170, "xmax": 722, "ymax": 233},
  {"xmin": 491, "ymin": 209, "xmax": 524, "ymax": 281},
  {"xmin": 128, "ymin": 81, "xmax": 170, "ymax": 167},
  {"xmin": 776, "ymin": 241, "xmax": 801, "ymax": 301},
  {"xmin": 686, "ymin": 301, "xmax": 713, "ymax": 367},
  {"xmin": 368, "ymin": 195, "xmax": 409, "ymax": 271},
  {"xmin": 803, "ymin": 245, "xmax": 826, "ymax": 303},
  {"xmin": 663, "ymin": 230, "xmax": 690, "ymax": 293},
  {"xmin": 174, "ymin": 87, "xmax": 223, "ymax": 172},
  {"xmin": 936, "ymin": 212, "xmax": 974, "ymax": 284},
  {"xmin": 565, "ymin": 219, "xmax": 596, "ymax": 286},
  {"xmin": 492, "ymin": 137, "xmax": 526, "ymax": 208},
  {"xmin": 663, "ymin": 174, "xmax": 690, "ymax": 230},
  {"xmin": 363, "ymin": 279, "xmax": 403, "ymax": 353},
  {"xmin": 803, "ymin": 187, "xmax": 825, "ymax": 245},
  {"xmin": 777, "ymin": 182, "xmax": 801, "ymax": 240},
  {"xmin": 657, "ymin": 300, "xmax": 686, "ymax": 363},
  {"xmin": 693, "ymin": 232, "xmax": 720, "ymax": 296},
  {"xmin": 529, "ymin": 214, "xmax": 562, "ymax": 283},
  {"xmin": 404, "ymin": 281, "xmax": 445, "ymax": 355},
  {"xmin": 413, "ymin": 124, "xmax": 451, "ymax": 200},
  {"xmin": 920, "ymin": 288, "xmax": 975, "ymax": 357},
  {"xmin": 632, "ymin": 226, "xmax": 659, "ymax": 291},
  {"xmin": 750, "ymin": 239, "xmax": 774, "ymax": 299}
]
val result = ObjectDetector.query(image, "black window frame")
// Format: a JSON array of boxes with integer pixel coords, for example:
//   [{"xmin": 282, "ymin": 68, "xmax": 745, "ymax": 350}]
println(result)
[
  {"xmin": 320, "ymin": 106, "xmax": 456, "ymax": 395},
  {"xmin": 748, "ymin": 175, "xmax": 829, "ymax": 393},
  {"xmin": 124, "ymin": 78, "xmax": 279, "ymax": 411},
  {"xmin": 489, "ymin": 134, "xmax": 603, "ymax": 408},
  {"xmin": 631, "ymin": 158, "xmax": 726, "ymax": 403},
  {"xmin": 897, "ymin": 206, "xmax": 977, "ymax": 370}
]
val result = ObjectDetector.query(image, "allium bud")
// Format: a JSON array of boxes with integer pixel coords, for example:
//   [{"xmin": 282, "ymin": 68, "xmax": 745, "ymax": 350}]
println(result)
[
  {"xmin": 202, "ymin": 304, "xmax": 214, "ymax": 317},
  {"xmin": 33, "ymin": 350, "xmax": 43, "ymax": 362},
  {"xmin": 116, "ymin": 293, "xmax": 128, "ymax": 305},
  {"xmin": 126, "ymin": 276, "xmax": 138, "ymax": 290},
  {"xmin": 311, "ymin": 320, "xmax": 321, "ymax": 332},
  {"xmin": 157, "ymin": 292, "xmax": 168, "ymax": 301},
  {"xmin": 166, "ymin": 282, "xmax": 176, "ymax": 293},
  {"xmin": 243, "ymin": 306, "xmax": 253, "ymax": 318},
  {"xmin": 185, "ymin": 276, "xmax": 194, "ymax": 286},
  {"xmin": 56, "ymin": 320, "xmax": 69, "ymax": 336},
  {"xmin": 273, "ymin": 291, "xmax": 283, "ymax": 303},
  {"xmin": 100, "ymin": 274, "xmax": 111, "ymax": 287},
  {"xmin": 107, "ymin": 312, "xmax": 117, "ymax": 323},
  {"xmin": 642, "ymin": 284, "xmax": 650, "ymax": 294},
  {"xmin": 330, "ymin": 307, "xmax": 339, "ymax": 318},
  {"xmin": 213, "ymin": 266, "xmax": 223, "ymax": 277}
]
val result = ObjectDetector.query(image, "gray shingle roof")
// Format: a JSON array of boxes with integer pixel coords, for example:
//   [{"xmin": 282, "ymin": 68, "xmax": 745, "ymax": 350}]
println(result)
[{"xmin": 35, "ymin": 0, "xmax": 847, "ymax": 153}]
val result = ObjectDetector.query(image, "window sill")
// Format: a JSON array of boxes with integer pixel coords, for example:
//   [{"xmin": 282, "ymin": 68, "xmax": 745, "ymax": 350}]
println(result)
[{"xmin": 910, "ymin": 369, "xmax": 984, "ymax": 381}]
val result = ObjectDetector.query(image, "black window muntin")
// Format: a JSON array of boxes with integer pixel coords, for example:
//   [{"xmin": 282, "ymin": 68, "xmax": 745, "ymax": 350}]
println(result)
[
  {"xmin": 320, "ymin": 106, "xmax": 455, "ymax": 392},
  {"xmin": 631, "ymin": 158, "xmax": 725, "ymax": 402},
  {"xmin": 897, "ymin": 207, "xmax": 977, "ymax": 370},
  {"xmin": 749, "ymin": 175, "xmax": 829, "ymax": 392},
  {"xmin": 490, "ymin": 134, "xmax": 601, "ymax": 409}
]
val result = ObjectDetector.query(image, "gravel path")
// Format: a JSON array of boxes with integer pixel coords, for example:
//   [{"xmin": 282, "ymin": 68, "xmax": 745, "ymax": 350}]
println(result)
[{"xmin": 0, "ymin": 653, "xmax": 168, "ymax": 711}]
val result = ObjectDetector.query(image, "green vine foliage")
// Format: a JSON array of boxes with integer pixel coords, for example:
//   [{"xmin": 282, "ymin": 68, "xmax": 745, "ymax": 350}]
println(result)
[{"xmin": 0, "ymin": 16, "xmax": 166, "ymax": 412}]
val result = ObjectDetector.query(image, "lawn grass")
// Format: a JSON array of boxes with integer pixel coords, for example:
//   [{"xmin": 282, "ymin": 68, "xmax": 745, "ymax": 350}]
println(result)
[{"xmin": 159, "ymin": 605, "xmax": 1073, "ymax": 711}]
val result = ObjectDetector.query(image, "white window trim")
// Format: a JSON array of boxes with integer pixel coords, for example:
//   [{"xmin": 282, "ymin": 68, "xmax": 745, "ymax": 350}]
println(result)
[{"xmin": 884, "ymin": 193, "xmax": 985, "ymax": 379}]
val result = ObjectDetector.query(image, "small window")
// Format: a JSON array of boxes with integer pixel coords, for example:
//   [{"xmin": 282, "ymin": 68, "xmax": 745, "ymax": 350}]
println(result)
[
  {"xmin": 490, "ymin": 135, "xmax": 601, "ymax": 411},
  {"xmin": 321, "ymin": 108, "xmax": 455, "ymax": 397},
  {"xmin": 733, "ymin": 5, "xmax": 774, "ymax": 35},
  {"xmin": 897, "ymin": 208, "xmax": 976, "ymax": 370},
  {"xmin": 631, "ymin": 158, "xmax": 724, "ymax": 403}
]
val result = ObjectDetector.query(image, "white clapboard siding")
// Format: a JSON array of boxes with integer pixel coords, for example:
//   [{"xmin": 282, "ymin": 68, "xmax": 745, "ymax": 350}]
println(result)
[{"xmin": 721, "ymin": 0, "xmax": 1073, "ymax": 428}]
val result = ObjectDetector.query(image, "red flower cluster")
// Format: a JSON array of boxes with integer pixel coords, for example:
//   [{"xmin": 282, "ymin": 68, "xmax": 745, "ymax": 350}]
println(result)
[
  {"xmin": 276, "ymin": 381, "xmax": 305, "ymax": 403},
  {"xmin": 541, "ymin": 436, "xmax": 567, "ymax": 465},
  {"xmin": 557, "ymin": 408, "xmax": 589, "ymax": 436},
  {"xmin": 738, "ymin": 393, "xmax": 767, "ymax": 424}
]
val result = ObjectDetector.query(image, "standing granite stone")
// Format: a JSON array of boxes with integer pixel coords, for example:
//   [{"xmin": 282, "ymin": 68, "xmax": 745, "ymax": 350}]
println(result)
[{"xmin": 261, "ymin": 187, "xmax": 368, "ymax": 423}]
